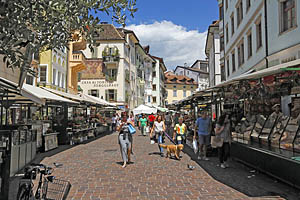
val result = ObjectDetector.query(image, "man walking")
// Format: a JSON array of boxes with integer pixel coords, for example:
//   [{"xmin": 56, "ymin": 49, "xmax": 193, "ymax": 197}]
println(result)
[
  {"xmin": 164, "ymin": 112, "xmax": 172, "ymax": 134},
  {"xmin": 194, "ymin": 111, "xmax": 212, "ymax": 161},
  {"xmin": 148, "ymin": 113, "xmax": 155, "ymax": 128}
]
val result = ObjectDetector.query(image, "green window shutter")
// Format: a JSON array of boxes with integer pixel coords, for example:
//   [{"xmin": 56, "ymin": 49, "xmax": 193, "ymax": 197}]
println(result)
[
  {"xmin": 114, "ymin": 90, "xmax": 117, "ymax": 101},
  {"xmin": 105, "ymin": 90, "xmax": 108, "ymax": 101},
  {"xmin": 88, "ymin": 90, "xmax": 91, "ymax": 95}
]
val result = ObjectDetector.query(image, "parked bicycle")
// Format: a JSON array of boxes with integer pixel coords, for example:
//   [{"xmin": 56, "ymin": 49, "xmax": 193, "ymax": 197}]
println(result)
[{"xmin": 17, "ymin": 163, "xmax": 71, "ymax": 200}]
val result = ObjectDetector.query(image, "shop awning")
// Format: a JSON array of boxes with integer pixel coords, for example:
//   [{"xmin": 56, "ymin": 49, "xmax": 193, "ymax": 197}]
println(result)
[
  {"xmin": 0, "ymin": 77, "xmax": 44, "ymax": 105},
  {"xmin": 22, "ymin": 84, "xmax": 78, "ymax": 104},
  {"xmin": 80, "ymin": 94, "xmax": 117, "ymax": 107},
  {"xmin": 42, "ymin": 87, "xmax": 83, "ymax": 102}
]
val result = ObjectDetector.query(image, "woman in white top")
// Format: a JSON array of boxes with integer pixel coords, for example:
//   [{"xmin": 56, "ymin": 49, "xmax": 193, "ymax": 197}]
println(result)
[{"xmin": 150, "ymin": 115, "xmax": 166, "ymax": 157}]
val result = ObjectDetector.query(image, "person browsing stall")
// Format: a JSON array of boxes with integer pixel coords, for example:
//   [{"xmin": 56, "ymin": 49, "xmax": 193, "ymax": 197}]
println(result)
[
  {"xmin": 194, "ymin": 111, "xmax": 212, "ymax": 161},
  {"xmin": 215, "ymin": 114, "xmax": 231, "ymax": 169}
]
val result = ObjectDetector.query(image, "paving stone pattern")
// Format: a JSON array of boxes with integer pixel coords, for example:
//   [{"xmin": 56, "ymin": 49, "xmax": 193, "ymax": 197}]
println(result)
[{"xmin": 41, "ymin": 132, "xmax": 284, "ymax": 200}]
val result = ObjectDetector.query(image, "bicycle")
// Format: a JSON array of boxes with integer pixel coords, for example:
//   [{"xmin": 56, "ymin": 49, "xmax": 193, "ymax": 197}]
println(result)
[{"xmin": 16, "ymin": 163, "xmax": 71, "ymax": 200}]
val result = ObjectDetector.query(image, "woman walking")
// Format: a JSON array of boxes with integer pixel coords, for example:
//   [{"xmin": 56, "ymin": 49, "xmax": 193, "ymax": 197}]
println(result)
[
  {"xmin": 215, "ymin": 114, "xmax": 231, "ymax": 169},
  {"xmin": 117, "ymin": 113, "xmax": 133, "ymax": 168},
  {"xmin": 139, "ymin": 114, "xmax": 148, "ymax": 136},
  {"xmin": 150, "ymin": 115, "xmax": 166, "ymax": 157}
]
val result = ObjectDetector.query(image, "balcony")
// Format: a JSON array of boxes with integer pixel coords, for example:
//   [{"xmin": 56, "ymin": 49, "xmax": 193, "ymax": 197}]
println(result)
[
  {"xmin": 102, "ymin": 46, "xmax": 120, "ymax": 64},
  {"xmin": 103, "ymin": 56, "xmax": 120, "ymax": 63}
]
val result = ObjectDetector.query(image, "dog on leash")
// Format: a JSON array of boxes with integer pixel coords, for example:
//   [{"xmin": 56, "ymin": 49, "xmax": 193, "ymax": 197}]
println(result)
[{"xmin": 159, "ymin": 144, "xmax": 184, "ymax": 160}]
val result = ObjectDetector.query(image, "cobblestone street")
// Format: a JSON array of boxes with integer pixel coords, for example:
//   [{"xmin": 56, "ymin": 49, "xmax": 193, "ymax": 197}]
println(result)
[{"xmin": 40, "ymin": 131, "xmax": 285, "ymax": 200}]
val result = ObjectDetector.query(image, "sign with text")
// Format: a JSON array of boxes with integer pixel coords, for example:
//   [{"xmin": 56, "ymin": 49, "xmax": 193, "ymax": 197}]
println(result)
[{"xmin": 81, "ymin": 80, "xmax": 118, "ymax": 88}]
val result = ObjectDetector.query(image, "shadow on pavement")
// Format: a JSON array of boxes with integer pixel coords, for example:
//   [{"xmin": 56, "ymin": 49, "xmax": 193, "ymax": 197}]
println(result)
[{"xmin": 183, "ymin": 143, "xmax": 300, "ymax": 200}]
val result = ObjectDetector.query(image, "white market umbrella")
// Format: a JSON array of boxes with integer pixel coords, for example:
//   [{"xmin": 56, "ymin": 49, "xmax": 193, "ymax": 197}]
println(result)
[{"xmin": 133, "ymin": 104, "xmax": 157, "ymax": 115}]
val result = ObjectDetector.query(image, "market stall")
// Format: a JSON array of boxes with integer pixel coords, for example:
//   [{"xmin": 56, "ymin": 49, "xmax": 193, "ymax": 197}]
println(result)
[{"xmin": 173, "ymin": 60, "xmax": 300, "ymax": 188}]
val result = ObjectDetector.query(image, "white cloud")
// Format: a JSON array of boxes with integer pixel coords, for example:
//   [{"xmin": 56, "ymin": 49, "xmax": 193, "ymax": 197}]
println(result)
[{"xmin": 126, "ymin": 20, "xmax": 207, "ymax": 70}]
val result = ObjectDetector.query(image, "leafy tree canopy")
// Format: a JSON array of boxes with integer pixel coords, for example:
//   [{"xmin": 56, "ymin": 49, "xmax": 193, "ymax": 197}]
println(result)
[{"xmin": 0, "ymin": 0, "xmax": 137, "ymax": 75}]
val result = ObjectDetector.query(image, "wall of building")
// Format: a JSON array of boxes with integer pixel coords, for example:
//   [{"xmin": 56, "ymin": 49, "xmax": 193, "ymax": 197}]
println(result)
[
  {"xmin": 152, "ymin": 60, "xmax": 160, "ymax": 106},
  {"xmin": 166, "ymin": 84, "xmax": 196, "ymax": 105},
  {"xmin": 224, "ymin": 0, "xmax": 266, "ymax": 79},
  {"xmin": 267, "ymin": 0, "xmax": 300, "ymax": 65}
]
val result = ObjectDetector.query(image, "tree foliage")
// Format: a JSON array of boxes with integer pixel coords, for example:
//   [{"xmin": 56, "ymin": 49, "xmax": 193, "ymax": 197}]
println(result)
[{"xmin": 0, "ymin": 0, "xmax": 137, "ymax": 75}]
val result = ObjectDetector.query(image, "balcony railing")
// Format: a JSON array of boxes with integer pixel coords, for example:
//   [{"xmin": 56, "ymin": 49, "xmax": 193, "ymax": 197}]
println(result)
[{"xmin": 103, "ymin": 56, "xmax": 120, "ymax": 63}]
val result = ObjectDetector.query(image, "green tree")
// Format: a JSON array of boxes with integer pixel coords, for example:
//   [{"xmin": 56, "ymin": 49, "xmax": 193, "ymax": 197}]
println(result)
[{"xmin": 0, "ymin": 0, "xmax": 137, "ymax": 84}]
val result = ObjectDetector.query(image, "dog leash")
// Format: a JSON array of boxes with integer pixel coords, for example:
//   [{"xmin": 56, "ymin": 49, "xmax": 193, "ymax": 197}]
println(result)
[{"xmin": 163, "ymin": 131, "xmax": 177, "ymax": 145}]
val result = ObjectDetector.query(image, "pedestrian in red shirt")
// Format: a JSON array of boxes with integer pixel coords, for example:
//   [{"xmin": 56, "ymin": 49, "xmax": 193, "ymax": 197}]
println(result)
[{"xmin": 148, "ymin": 113, "xmax": 155, "ymax": 128}]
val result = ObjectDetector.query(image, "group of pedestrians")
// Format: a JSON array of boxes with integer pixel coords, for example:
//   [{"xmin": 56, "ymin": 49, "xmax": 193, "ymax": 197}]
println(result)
[
  {"xmin": 115, "ymin": 110, "xmax": 232, "ymax": 169},
  {"xmin": 194, "ymin": 111, "xmax": 232, "ymax": 169}
]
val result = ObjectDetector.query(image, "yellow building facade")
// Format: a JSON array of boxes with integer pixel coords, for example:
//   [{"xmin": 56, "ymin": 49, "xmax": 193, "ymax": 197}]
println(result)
[
  {"xmin": 38, "ymin": 49, "xmax": 67, "ymax": 92},
  {"xmin": 164, "ymin": 72, "xmax": 197, "ymax": 105}
]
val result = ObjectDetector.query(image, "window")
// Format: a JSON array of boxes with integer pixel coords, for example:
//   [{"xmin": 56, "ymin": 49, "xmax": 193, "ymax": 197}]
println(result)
[
  {"xmin": 237, "ymin": 1, "xmax": 243, "ymax": 26},
  {"xmin": 226, "ymin": 24, "xmax": 229, "ymax": 44},
  {"xmin": 256, "ymin": 19, "xmax": 262, "ymax": 49},
  {"xmin": 247, "ymin": 32, "xmax": 252, "ymax": 58},
  {"xmin": 226, "ymin": 0, "xmax": 228, "ymax": 10},
  {"xmin": 105, "ymin": 89, "xmax": 117, "ymax": 102},
  {"xmin": 52, "ymin": 69, "xmax": 56, "ymax": 85},
  {"xmin": 152, "ymin": 71, "xmax": 156, "ymax": 78},
  {"xmin": 152, "ymin": 84, "xmax": 156, "ymax": 91},
  {"xmin": 180, "ymin": 71, "xmax": 183, "ymax": 75},
  {"xmin": 246, "ymin": 0, "xmax": 251, "ymax": 12},
  {"xmin": 232, "ymin": 51, "xmax": 236, "ymax": 72},
  {"xmin": 57, "ymin": 71, "xmax": 61, "ymax": 87},
  {"xmin": 148, "ymin": 96, "xmax": 151, "ymax": 103},
  {"xmin": 220, "ymin": 35, "xmax": 224, "ymax": 51},
  {"xmin": 183, "ymin": 86, "xmax": 186, "ymax": 89},
  {"xmin": 106, "ymin": 69, "xmax": 117, "ymax": 81},
  {"xmin": 237, "ymin": 40, "xmax": 245, "ymax": 67},
  {"xmin": 187, "ymin": 71, "xmax": 189, "ymax": 75},
  {"xmin": 226, "ymin": 58, "xmax": 230, "ymax": 76},
  {"xmin": 173, "ymin": 90, "xmax": 177, "ymax": 97},
  {"xmin": 221, "ymin": 65, "xmax": 226, "ymax": 82},
  {"xmin": 89, "ymin": 89, "xmax": 99, "ymax": 97},
  {"xmin": 219, "ymin": 5, "xmax": 224, "ymax": 21},
  {"xmin": 231, "ymin": 14, "xmax": 235, "ymax": 35},
  {"xmin": 26, "ymin": 75, "xmax": 34, "ymax": 85},
  {"xmin": 280, "ymin": 0, "xmax": 296, "ymax": 33},
  {"xmin": 39, "ymin": 65, "xmax": 47, "ymax": 82},
  {"xmin": 153, "ymin": 96, "xmax": 156, "ymax": 103},
  {"xmin": 183, "ymin": 90, "xmax": 186, "ymax": 97},
  {"xmin": 173, "ymin": 85, "xmax": 176, "ymax": 88}
]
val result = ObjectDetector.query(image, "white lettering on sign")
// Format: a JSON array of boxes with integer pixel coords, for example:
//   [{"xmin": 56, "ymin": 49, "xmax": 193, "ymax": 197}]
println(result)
[{"xmin": 81, "ymin": 80, "xmax": 118, "ymax": 87}]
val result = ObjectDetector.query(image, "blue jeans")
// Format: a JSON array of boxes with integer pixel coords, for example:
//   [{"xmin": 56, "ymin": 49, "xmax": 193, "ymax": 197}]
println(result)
[
  {"xmin": 157, "ymin": 133, "xmax": 163, "ymax": 153},
  {"xmin": 177, "ymin": 140, "xmax": 183, "ymax": 144}
]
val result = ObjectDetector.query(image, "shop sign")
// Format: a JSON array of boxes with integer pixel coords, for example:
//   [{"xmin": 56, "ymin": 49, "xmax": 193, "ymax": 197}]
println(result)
[
  {"xmin": 81, "ymin": 80, "xmax": 118, "ymax": 87},
  {"xmin": 291, "ymin": 86, "xmax": 300, "ymax": 94}
]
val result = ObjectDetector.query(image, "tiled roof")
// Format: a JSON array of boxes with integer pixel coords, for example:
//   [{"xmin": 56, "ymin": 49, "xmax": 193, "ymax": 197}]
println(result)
[
  {"xmin": 164, "ymin": 72, "xmax": 197, "ymax": 85},
  {"xmin": 94, "ymin": 24, "xmax": 125, "ymax": 40}
]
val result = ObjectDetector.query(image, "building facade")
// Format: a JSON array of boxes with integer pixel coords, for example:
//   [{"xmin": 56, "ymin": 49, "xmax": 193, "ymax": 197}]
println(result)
[
  {"xmin": 38, "ymin": 49, "xmax": 68, "ymax": 92},
  {"xmin": 174, "ymin": 61, "xmax": 209, "ymax": 91},
  {"xmin": 79, "ymin": 24, "xmax": 157, "ymax": 110},
  {"xmin": 151, "ymin": 56, "xmax": 167, "ymax": 107},
  {"xmin": 164, "ymin": 72, "xmax": 197, "ymax": 105},
  {"xmin": 221, "ymin": 0, "xmax": 300, "ymax": 80},
  {"xmin": 142, "ymin": 46, "xmax": 156, "ymax": 107},
  {"xmin": 205, "ymin": 20, "xmax": 224, "ymax": 87}
]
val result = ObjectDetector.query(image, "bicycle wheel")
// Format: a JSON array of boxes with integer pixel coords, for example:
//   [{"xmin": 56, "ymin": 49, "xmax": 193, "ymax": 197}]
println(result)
[{"xmin": 17, "ymin": 184, "xmax": 33, "ymax": 200}]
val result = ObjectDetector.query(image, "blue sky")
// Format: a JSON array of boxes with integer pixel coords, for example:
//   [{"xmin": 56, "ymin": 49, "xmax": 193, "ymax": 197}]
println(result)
[{"xmin": 94, "ymin": 0, "xmax": 219, "ymax": 70}]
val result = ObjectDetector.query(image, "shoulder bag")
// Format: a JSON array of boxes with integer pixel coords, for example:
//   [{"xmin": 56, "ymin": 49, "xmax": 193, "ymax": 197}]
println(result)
[{"xmin": 128, "ymin": 124, "xmax": 136, "ymax": 135}]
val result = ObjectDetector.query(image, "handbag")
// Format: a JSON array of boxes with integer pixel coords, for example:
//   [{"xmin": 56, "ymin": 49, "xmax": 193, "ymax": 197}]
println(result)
[
  {"xmin": 211, "ymin": 136, "xmax": 224, "ymax": 148},
  {"xmin": 128, "ymin": 124, "xmax": 136, "ymax": 135},
  {"xmin": 192, "ymin": 139, "xmax": 198, "ymax": 154}
]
